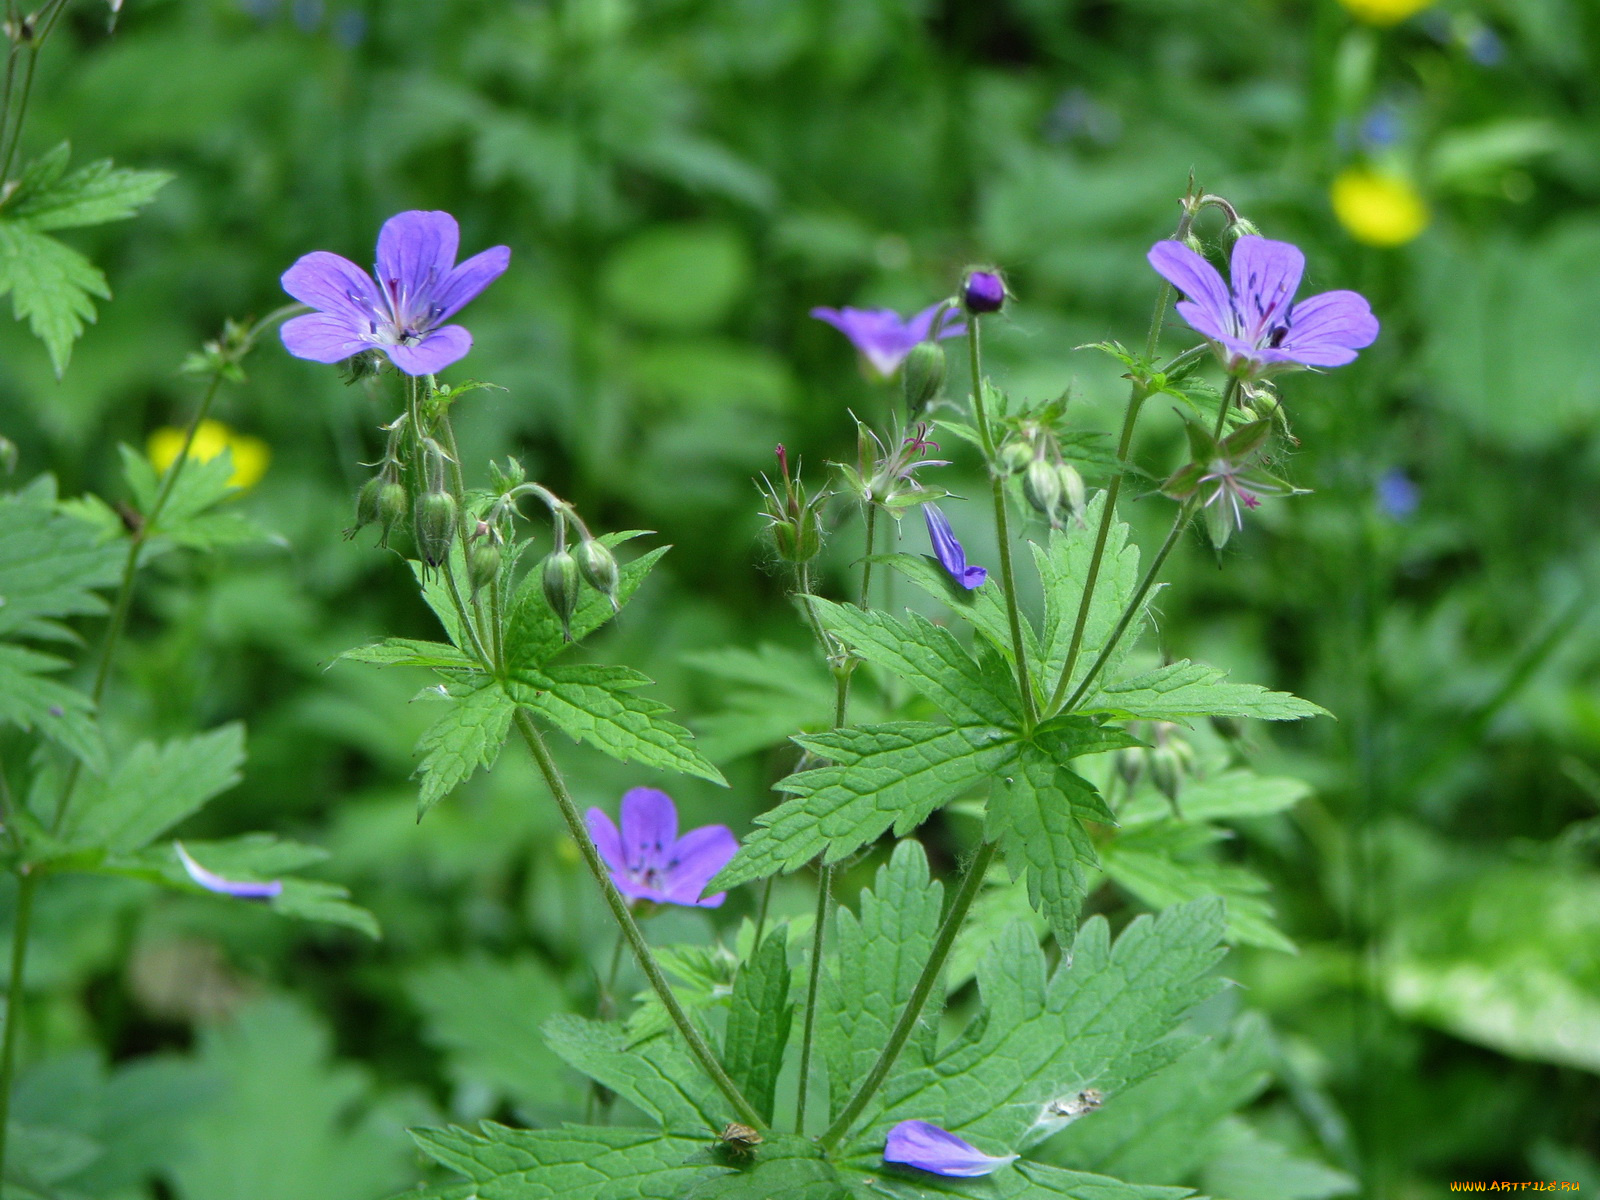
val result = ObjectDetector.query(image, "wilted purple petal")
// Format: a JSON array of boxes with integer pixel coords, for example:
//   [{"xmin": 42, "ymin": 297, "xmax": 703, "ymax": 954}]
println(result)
[
  {"xmin": 385, "ymin": 325, "xmax": 473, "ymax": 375},
  {"xmin": 661, "ymin": 824, "xmax": 738, "ymax": 907},
  {"xmin": 884, "ymin": 1120, "xmax": 1017, "ymax": 1178},
  {"xmin": 280, "ymin": 312, "xmax": 371, "ymax": 363},
  {"xmin": 588, "ymin": 788, "xmax": 741, "ymax": 908},
  {"xmin": 176, "ymin": 843, "xmax": 282, "ymax": 900},
  {"xmin": 924, "ymin": 504, "xmax": 987, "ymax": 590}
]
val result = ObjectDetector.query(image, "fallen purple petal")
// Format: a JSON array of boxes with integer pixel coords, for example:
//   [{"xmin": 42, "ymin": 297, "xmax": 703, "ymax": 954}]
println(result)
[
  {"xmin": 924, "ymin": 504, "xmax": 987, "ymax": 590},
  {"xmin": 884, "ymin": 1120, "xmax": 1018, "ymax": 1177},
  {"xmin": 175, "ymin": 843, "xmax": 283, "ymax": 900}
]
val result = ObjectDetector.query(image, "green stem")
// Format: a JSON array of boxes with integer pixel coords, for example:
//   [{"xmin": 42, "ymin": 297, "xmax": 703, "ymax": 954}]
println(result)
[
  {"xmin": 818, "ymin": 841, "xmax": 997, "ymax": 1153},
  {"xmin": 514, "ymin": 711, "xmax": 762, "ymax": 1129},
  {"xmin": 751, "ymin": 877, "xmax": 774, "ymax": 950},
  {"xmin": 0, "ymin": 0, "xmax": 66, "ymax": 185},
  {"xmin": 967, "ymin": 318, "xmax": 1037, "ymax": 723},
  {"xmin": 1210, "ymin": 374, "xmax": 1241, "ymax": 442},
  {"xmin": 1063, "ymin": 497, "xmax": 1197, "ymax": 712},
  {"xmin": 0, "ymin": 869, "xmax": 38, "ymax": 1183}
]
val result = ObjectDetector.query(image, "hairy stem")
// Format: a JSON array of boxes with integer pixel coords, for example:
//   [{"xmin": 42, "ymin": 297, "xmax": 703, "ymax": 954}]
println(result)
[
  {"xmin": 968, "ymin": 318, "xmax": 1037, "ymax": 723},
  {"xmin": 818, "ymin": 841, "xmax": 997, "ymax": 1153},
  {"xmin": 1210, "ymin": 374, "xmax": 1242, "ymax": 442},
  {"xmin": 0, "ymin": 869, "xmax": 38, "ymax": 1183},
  {"xmin": 514, "ymin": 710, "xmax": 763, "ymax": 1129}
]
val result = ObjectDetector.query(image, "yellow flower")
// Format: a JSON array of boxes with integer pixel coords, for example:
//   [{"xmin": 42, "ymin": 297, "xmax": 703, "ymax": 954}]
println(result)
[
  {"xmin": 1330, "ymin": 167, "xmax": 1430, "ymax": 247},
  {"xmin": 147, "ymin": 419, "xmax": 270, "ymax": 491},
  {"xmin": 1338, "ymin": 0, "xmax": 1434, "ymax": 25}
]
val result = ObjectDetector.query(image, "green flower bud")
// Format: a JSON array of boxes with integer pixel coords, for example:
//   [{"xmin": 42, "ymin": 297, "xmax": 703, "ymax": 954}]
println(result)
[
  {"xmin": 542, "ymin": 548, "xmax": 582, "ymax": 641},
  {"xmin": 413, "ymin": 490, "xmax": 457, "ymax": 568},
  {"xmin": 1057, "ymin": 462, "xmax": 1086, "ymax": 521},
  {"xmin": 1022, "ymin": 458, "xmax": 1063, "ymax": 522},
  {"xmin": 352, "ymin": 476, "xmax": 385, "ymax": 532},
  {"xmin": 575, "ymin": 537, "xmax": 621, "ymax": 611},
  {"xmin": 901, "ymin": 341, "xmax": 947, "ymax": 413},
  {"xmin": 467, "ymin": 541, "xmax": 501, "ymax": 595},
  {"xmin": 999, "ymin": 439, "xmax": 1034, "ymax": 475}
]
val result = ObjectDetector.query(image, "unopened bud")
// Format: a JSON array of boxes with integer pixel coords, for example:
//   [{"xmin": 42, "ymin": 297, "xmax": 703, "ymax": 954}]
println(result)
[
  {"xmin": 962, "ymin": 270, "xmax": 1006, "ymax": 315},
  {"xmin": 576, "ymin": 538, "xmax": 621, "ymax": 611},
  {"xmin": 542, "ymin": 548, "xmax": 582, "ymax": 641},
  {"xmin": 353, "ymin": 476, "xmax": 385, "ymax": 531},
  {"xmin": 467, "ymin": 541, "xmax": 501, "ymax": 595},
  {"xmin": 999, "ymin": 439, "xmax": 1034, "ymax": 475},
  {"xmin": 1226, "ymin": 217, "xmax": 1261, "ymax": 241},
  {"xmin": 1057, "ymin": 462, "xmax": 1086, "ymax": 521},
  {"xmin": 1022, "ymin": 458, "xmax": 1062, "ymax": 522},
  {"xmin": 1115, "ymin": 746, "xmax": 1145, "ymax": 789},
  {"xmin": 1149, "ymin": 733, "xmax": 1197, "ymax": 812},
  {"xmin": 413, "ymin": 490, "xmax": 457, "ymax": 568},
  {"xmin": 901, "ymin": 341, "xmax": 947, "ymax": 412}
]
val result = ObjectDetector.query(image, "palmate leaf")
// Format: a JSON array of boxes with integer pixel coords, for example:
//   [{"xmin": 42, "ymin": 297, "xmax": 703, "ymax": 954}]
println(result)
[
  {"xmin": 682, "ymin": 1136, "xmax": 846, "ymax": 1200},
  {"xmin": 0, "ymin": 644, "xmax": 102, "ymax": 770},
  {"xmin": 819, "ymin": 842, "xmax": 945, "ymax": 1120},
  {"xmin": 10, "ymin": 144, "xmax": 170, "ymax": 231},
  {"xmin": 848, "ymin": 1159, "xmax": 1193, "ymax": 1200},
  {"xmin": 874, "ymin": 552, "xmax": 1037, "ymax": 667},
  {"xmin": 863, "ymin": 899, "xmax": 1227, "ymax": 1151},
  {"xmin": 1082, "ymin": 660, "xmax": 1327, "ymax": 723},
  {"xmin": 722, "ymin": 928, "xmax": 793, "ymax": 1124},
  {"xmin": 414, "ymin": 682, "xmax": 517, "ymax": 819},
  {"xmin": 506, "ymin": 533, "xmax": 666, "ymax": 669},
  {"xmin": 0, "ymin": 478, "xmax": 123, "ymax": 640},
  {"xmin": 542, "ymin": 1016, "xmax": 724, "ymax": 1132},
  {"xmin": 335, "ymin": 638, "xmax": 478, "ymax": 671},
  {"xmin": 412, "ymin": 1122, "xmax": 700, "ymax": 1200},
  {"xmin": 1033, "ymin": 495, "xmax": 1146, "ymax": 703},
  {"xmin": 712, "ymin": 722, "xmax": 1019, "ymax": 889},
  {"xmin": 0, "ymin": 222, "xmax": 109, "ymax": 376}
]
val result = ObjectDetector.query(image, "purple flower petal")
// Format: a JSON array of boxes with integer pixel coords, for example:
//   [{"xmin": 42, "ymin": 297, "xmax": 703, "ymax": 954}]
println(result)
[
  {"xmin": 661, "ymin": 824, "xmax": 738, "ymax": 907},
  {"xmin": 1279, "ymin": 289, "xmax": 1380, "ymax": 366},
  {"xmin": 1229, "ymin": 236, "xmax": 1305, "ymax": 341},
  {"xmin": 884, "ymin": 1121, "xmax": 1017, "ymax": 1178},
  {"xmin": 1171, "ymin": 298, "xmax": 1234, "ymax": 345},
  {"xmin": 586, "ymin": 807, "xmax": 627, "ymax": 876},
  {"xmin": 375, "ymin": 210, "xmax": 460, "ymax": 309},
  {"xmin": 924, "ymin": 504, "xmax": 986, "ymax": 591},
  {"xmin": 281, "ymin": 251, "xmax": 384, "ymax": 327},
  {"xmin": 433, "ymin": 244, "xmax": 512, "ymax": 323},
  {"xmin": 175, "ymin": 843, "xmax": 283, "ymax": 900},
  {"xmin": 1147, "ymin": 241, "xmax": 1232, "ymax": 335},
  {"xmin": 620, "ymin": 787, "xmax": 679, "ymax": 869},
  {"xmin": 812, "ymin": 304, "xmax": 964, "ymax": 377},
  {"xmin": 384, "ymin": 325, "xmax": 473, "ymax": 375},
  {"xmin": 280, "ymin": 312, "xmax": 372, "ymax": 364}
]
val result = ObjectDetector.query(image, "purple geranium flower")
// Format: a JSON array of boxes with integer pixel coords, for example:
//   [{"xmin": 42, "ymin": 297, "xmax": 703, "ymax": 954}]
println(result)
[
  {"xmin": 884, "ymin": 1121, "xmax": 1018, "ymax": 1178},
  {"xmin": 811, "ymin": 304, "xmax": 965, "ymax": 377},
  {"xmin": 586, "ymin": 788, "xmax": 738, "ymax": 908},
  {"xmin": 175, "ymin": 843, "xmax": 283, "ymax": 900},
  {"xmin": 1147, "ymin": 235, "xmax": 1378, "ymax": 377},
  {"xmin": 924, "ymin": 504, "xmax": 986, "ymax": 590},
  {"xmin": 280, "ymin": 210, "xmax": 510, "ymax": 376}
]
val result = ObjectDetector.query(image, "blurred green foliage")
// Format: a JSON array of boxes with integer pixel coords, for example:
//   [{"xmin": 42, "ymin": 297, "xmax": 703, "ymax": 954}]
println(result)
[{"xmin": 1, "ymin": 0, "xmax": 1598, "ymax": 1196}]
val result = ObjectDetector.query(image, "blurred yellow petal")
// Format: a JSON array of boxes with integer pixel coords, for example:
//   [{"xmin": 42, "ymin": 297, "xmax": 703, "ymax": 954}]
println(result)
[
  {"xmin": 1331, "ymin": 168, "xmax": 1430, "ymax": 247},
  {"xmin": 145, "ymin": 418, "xmax": 271, "ymax": 491},
  {"xmin": 1338, "ymin": 0, "xmax": 1434, "ymax": 25}
]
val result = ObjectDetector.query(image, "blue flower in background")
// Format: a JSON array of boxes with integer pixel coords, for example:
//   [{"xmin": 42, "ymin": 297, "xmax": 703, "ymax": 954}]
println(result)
[
  {"xmin": 884, "ymin": 1120, "xmax": 1017, "ymax": 1177},
  {"xmin": 280, "ymin": 210, "xmax": 510, "ymax": 375},
  {"xmin": 1377, "ymin": 469, "xmax": 1419, "ymax": 519},
  {"xmin": 811, "ymin": 303, "xmax": 964, "ymax": 377},
  {"xmin": 586, "ymin": 788, "xmax": 738, "ymax": 908},
  {"xmin": 924, "ymin": 504, "xmax": 987, "ymax": 590}
]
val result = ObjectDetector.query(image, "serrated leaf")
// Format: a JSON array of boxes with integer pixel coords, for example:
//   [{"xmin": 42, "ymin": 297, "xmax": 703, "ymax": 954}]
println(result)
[
  {"xmin": 685, "ymin": 644, "xmax": 844, "ymax": 763},
  {"xmin": 987, "ymin": 747, "xmax": 1107, "ymax": 944},
  {"xmin": 412, "ymin": 1122, "xmax": 701, "ymax": 1199},
  {"xmin": 1034, "ymin": 495, "xmax": 1145, "ymax": 703},
  {"xmin": 820, "ymin": 841, "xmax": 945, "ymax": 1120},
  {"xmin": 542, "ymin": 1016, "xmax": 725, "ymax": 1132},
  {"xmin": 0, "ymin": 644, "xmax": 102, "ymax": 770},
  {"xmin": 59, "ymin": 724, "xmax": 244, "ymax": 854},
  {"xmin": 682, "ymin": 1135, "xmax": 846, "ymax": 1199},
  {"xmin": 414, "ymin": 683, "xmax": 516, "ymax": 818},
  {"xmin": 1084, "ymin": 660, "xmax": 1327, "ymax": 723},
  {"xmin": 1119, "ymin": 769, "xmax": 1312, "ymax": 826},
  {"xmin": 407, "ymin": 957, "xmax": 575, "ymax": 1120},
  {"xmin": 1100, "ymin": 822, "xmax": 1293, "ymax": 952},
  {"xmin": 875, "ymin": 552, "xmax": 1039, "ymax": 667},
  {"xmin": 506, "ymin": 533, "xmax": 664, "ymax": 668},
  {"xmin": 1200, "ymin": 1119, "xmax": 1358, "ymax": 1200},
  {"xmin": 722, "ymin": 928, "xmax": 792, "ymax": 1124},
  {"xmin": 848, "ymin": 1159, "xmax": 1193, "ymax": 1200},
  {"xmin": 11, "ymin": 149, "xmax": 170, "ymax": 231},
  {"xmin": 0, "ymin": 222, "xmax": 109, "ymax": 376},
  {"xmin": 515, "ymin": 663, "xmax": 726, "ymax": 786},
  {"xmin": 0, "ymin": 482, "xmax": 123, "ymax": 639},
  {"xmin": 810, "ymin": 598, "xmax": 1022, "ymax": 726},
  {"xmin": 336, "ymin": 637, "xmax": 480, "ymax": 671},
  {"xmin": 862, "ymin": 900, "xmax": 1228, "ymax": 1150},
  {"xmin": 713, "ymin": 722, "xmax": 1017, "ymax": 889}
]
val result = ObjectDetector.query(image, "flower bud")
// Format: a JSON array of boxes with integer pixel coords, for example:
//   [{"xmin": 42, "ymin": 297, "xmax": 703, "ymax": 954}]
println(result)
[
  {"xmin": 542, "ymin": 548, "xmax": 582, "ymax": 641},
  {"xmin": 575, "ymin": 537, "xmax": 621, "ymax": 611},
  {"xmin": 352, "ymin": 475, "xmax": 385, "ymax": 532},
  {"xmin": 962, "ymin": 270, "xmax": 1006, "ymax": 315},
  {"xmin": 901, "ymin": 340, "xmax": 947, "ymax": 412},
  {"xmin": 1022, "ymin": 458, "xmax": 1063, "ymax": 523},
  {"xmin": 1057, "ymin": 462, "xmax": 1086, "ymax": 522},
  {"xmin": 413, "ymin": 490, "xmax": 457, "ymax": 568},
  {"xmin": 998, "ymin": 439, "xmax": 1034, "ymax": 476},
  {"xmin": 1149, "ymin": 730, "xmax": 1197, "ymax": 813},
  {"xmin": 467, "ymin": 541, "xmax": 501, "ymax": 595}
]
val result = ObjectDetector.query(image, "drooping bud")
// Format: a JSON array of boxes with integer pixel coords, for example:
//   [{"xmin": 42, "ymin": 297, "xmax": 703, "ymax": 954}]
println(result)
[
  {"xmin": 413, "ymin": 490, "xmax": 457, "ymax": 568},
  {"xmin": 962, "ymin": 269, "xmax": 1006, "ymax": 315},
  {"xmin": 1022, "ymin": 458, "xmax": 1063, "ymax": 523},
  {"xmin": 350, "ymin": 475, "xmax": 385, "ymax": 537},
  {"xmin": 998, "ymin": 438, "xmax": 1034, "ymax": 475},
  {"xmin": 542, "ymin": 548, "xmax": 582, "ymax": 641},
  {"xmin": 575, "ymin": 537, "xmax": 621, "ymax": 611},
  {"xmin": 1056, "ymin": 462, "xmax": 1086, "ymax": 523},
  {"xmin": 1148, "ymin": 724, "xmax": 1197, "ymax": 814},
  {"xmin": 467, "ymin": 541, "xmax": 501, "ymax": 595},
  {"xmin": 901, "ymin": 340, "xmax": 947, "ymax": 412}
]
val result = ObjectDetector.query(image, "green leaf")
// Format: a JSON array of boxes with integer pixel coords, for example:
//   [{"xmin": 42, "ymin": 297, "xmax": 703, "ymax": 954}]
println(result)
[
  {"xmin": 810, "ymin": 598, "xmax": 1022, "ymax": 726},
  {"xmin": 0, "ymin": 480, "xmax": 123, "ymax": 640},
  {"xmin": 685, "ymin": 644, "xmax": 845, "ymax": 763},
  {"xmin": 59, "ymin": 724, "xmax": 244, "ymax": 854},
  {"xmin": 875, "ymin": 552, "xmax": 1039, "ymax": 667},
  {"xmin": 0, "ymin": 644, "xmax": 102, "ymax": 770},
  {"xmin": 506, "ymin": 535, "xmax": 665, "ymax": 669},
  {"xmin": 407, "ymin": 957, "xmax": 575, "ymax": 1120},
  {"xmin": 863, "ymin": 900, "xmax": 1228, "ymax": 1150},
  {"xmin": 713, "ymin": 722, "xmax": 1018, "ymax": 888},
  {"xmin": 515, "ymin": 663, "xmax": 726, "ymax": 786},
  {"xmin": 847, "ymin": 1160, "xmax": 1194, "ymax": 1200},
  {"xmin": 1119, "ymin": 769, "xmax": 1312, "ymax": 826},
  {"xmin": 1083, "ymin": 660, "xmax": 1328, "ymax": 723},
  {"xmin": 722, "ymin": 928, "xmax": 793, "ymax": 1124},
  {"xmin": 4, "ymin": 1122, "xmax": 102, "ymax": 1192},
  {"xmin": 412, "ymin": 1122, "xmax": 701, "ymax": 1199},
  {"xmin": 682, "ymin": 1134, "xmax": 847, "ymax": 1200},
  {"xmin": 414, "ymin": 682, "xmax": 517, "ymax": 819},
  {"xmin": 820, "ymin": 841, "xmax": 945, "ymax": 1120},
  {"xmin": 1033, "ymin": 495, "xmax": 1145, "ymax": 702},
  {"xmin": 0, "ymin": 223, "xmax": 110, "ymax": 376},
  {"xmin": 336, "ymin": 638, "xmax": 480, "ymax": 671},
  {"xmin": 542, "ymin": 1016, "xmax": 725, "ymax": 1132},
  {"xmin": 10, "ymin": 148, "xmax": 170, "ymax": 231},
  {"xmin": 1100, "ymin": 822, "xmax": 1294, "ymax": 952},
  {"xmin": 1049, "ymin": 1012, "xmax": 1275, "ymax": 1183},
  {"xmin": 1199, "ymin": 1120, "xmax": 1358, "ymax": 1200},
  {"xmin": 987, "ymin": 746, "xmax": 1108, "ymax": 944}
]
